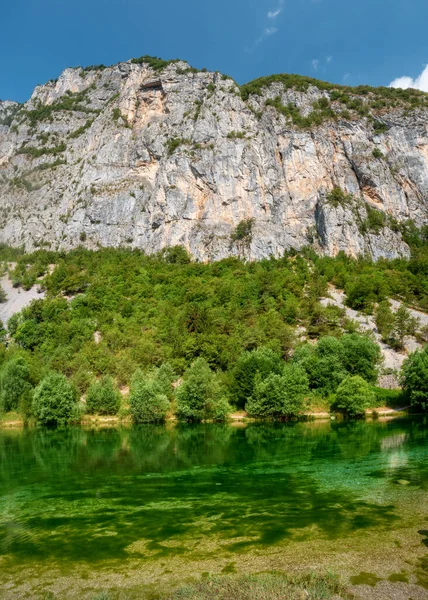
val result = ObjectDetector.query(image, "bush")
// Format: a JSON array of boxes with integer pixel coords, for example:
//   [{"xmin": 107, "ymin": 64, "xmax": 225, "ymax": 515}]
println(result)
[
  {"xmin": 85, "ymin": 376, "xmax": 121, "ymax": 415},
  {"xmin": 401, "ymin": 347, "xmax": 428, "ymax": 410},
  {"xmin": 155, "ymin": 362, "xmax": 176, "ymax": 399},
  {"xmin": 375, "ymin": 300, "xmax": 395, "ymax": 341},
  {"xmin": 334, "ymin": 375, "xmax": 375, "ymax": 417},
  {"xmin": 293, "ymin": 338, "xmax": 347, "ymax": 395},
  {"xmin": 0, "ymin": 357, "xmax": 33, "ymax": 412},
  {"xmin": 160, "ymin": 246, "xmax": 191, "ymax": 264},
  {"xmin": 32, "ymin": 373, "xmax": 79, "ymax": 426},
  {"xmin": 230, "ymin": 219, "xmax": 254, "ymax": 243},
  {"xmin": 372, "ymin": 148, "xmax": 384, "ymax": 159},
  {"xmin": 340, "ymin": 333, "xmax": 381, "ymax": 383},
  {"xmin": 176, "ymin": 358, "xmax": 230, "ymax": 422},
  {"xmin": 231, "ymin": 347, "xmax": 284, "ymax": 408},
  {"xmin": 129, "ymin": 371, "xmax": 170, "ymax": 423},
  {"xmin": 345, "ymin": 273, "xmax": 388, "ymax": 312},
  {"xmin": 375, "ymin": 302, "xmax": 419, "ymax": 350},
  {"xmin": 325, "ymin": 187, "xmax": 354, "ymax": 208},
  {"xmin": 246, "ymin": 364, "xmax": 309, "ymax": 419}
]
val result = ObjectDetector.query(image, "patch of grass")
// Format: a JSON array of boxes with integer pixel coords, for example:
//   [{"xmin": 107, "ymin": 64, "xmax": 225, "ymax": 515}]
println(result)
[
  {"xmin": 112, "ymin": 108, "xmax": 130, "ymax": 128},
  {"xmin": 17, "ymin": 143, "xmax": 67, "ymax": 158},
  {"xmin": 372, "ymin": 148, "xmax": 384, "ymax": 159},
  {"xmin": 130, "ymin": 55, "xmax": 180, "ymax": 71},
  {"xmin": 193, "ymin": 99, "xmax": 203, "ymax": 121},
  {"xmin": 24, "ymin": 87, "xmax": 99, "ymax": 126},
  {"xmin": 167, "ymin": 572, "xmax": 350, "ymax": 600},
  {"xmin": 240, "ymin": 72, "xmax": 428, "ymax": 112},
  {"xmin": 325, "ymin": 187, "xmax": 354, "ymax": 208},
  {"xmin": 373, "ymin": 121, "xmax": 389, "ymax": 135},
  {"xmin": 265, "ymin": 96, "xmax": 336, "ymax": 129},
  {"xmin": 69, "ymin": 119, "xmax": 94, "ymax": 139},
  {"xmin": 82, "ymin": 64, "xmax": 106, "ymax": 72},
  {"xmin": 360, "ymin": 206, "xmax": 386, "ymax": 235},
  {"xmin": 227, "ymin": 131, "xmax": 246, "ymax": 139},
  {"xmin": 166, "ymin": 137, "xmax": 191, "ymax": 156},
  {"xmin": 34, "ymin": 158, "xmax": 66, "ymax": 171}
]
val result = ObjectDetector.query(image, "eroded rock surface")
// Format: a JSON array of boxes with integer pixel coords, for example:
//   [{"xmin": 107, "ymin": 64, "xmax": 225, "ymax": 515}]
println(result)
[{"xmin": 1, "ymin": 60, "xmax": 427, "ymax": 260}]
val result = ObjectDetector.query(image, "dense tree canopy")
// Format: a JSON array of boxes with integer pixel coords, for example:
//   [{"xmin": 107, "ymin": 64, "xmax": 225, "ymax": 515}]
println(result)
[{"xmin": 1, "ymin": 237, "xmax": 428, "ymax": 421}]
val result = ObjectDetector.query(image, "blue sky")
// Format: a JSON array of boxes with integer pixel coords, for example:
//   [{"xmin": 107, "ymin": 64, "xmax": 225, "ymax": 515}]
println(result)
[{"xmin": 2, "ymin": 0, "xmax": 428, "ymax": 102}]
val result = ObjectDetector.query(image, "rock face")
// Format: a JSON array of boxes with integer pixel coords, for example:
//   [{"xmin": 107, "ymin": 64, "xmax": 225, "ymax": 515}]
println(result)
[{"xmin": 1, "ymin": 58, "xmax": 428, "ymax": 260}]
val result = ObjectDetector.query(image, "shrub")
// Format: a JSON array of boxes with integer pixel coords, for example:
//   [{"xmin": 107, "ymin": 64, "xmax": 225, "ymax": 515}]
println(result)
[
  {"xmin": 335, "ymin": 375, "xmax": 375, "ymax": 417},
  {"xmin": 230, "ymin": 219, "xmax": 255, "ymax": 244},
  {"xmin": 176, "ymin": 358, "xmax": 230, "ymax": 422},
  {"xmin": 362, "ymin": 206, "xmax": 386, "ymax": 234},
  {"xmin": 293, "ymin": 339, "xmax": 347, "ymax": 395},
  {"xmin": 375, "ymin": 300, "xmax": 395, "ymax": 341},
  {"xmin": 293, "ymin": 334, "xmax": 381, "ymax": 393},
  {"xmin": 375, "ymin": 302, "xmax": 419, "ymax": 350},
  {"xmin": 166, "ymin": 137, "xmax": 191, "ymax": 156},
  {"xmin": 85, "ymin": 376, "xmax": 121, "ymax": 415},
  {"xmin": 155, "ymin": 362, "xmax": 176, "ymax": 399},
  {"xmin": 389, "ymin": 305, "xmax": 419, "ymax": 350},
  {"xmin": 130, "ymin": 55, "xmax": 179, "ymax": 71},
  {"xmin": 340, "ymin": 333, "xmax": 381, "ymax": 383},
  {"xmin": 160, "ymin": 246, "xmax": 191, "ymax": 264},
  {"xmin": 372, "ymin": 148, "xmax": 384, "ymax": 159},
  {"xmin": 325, "ymin": 187, "xmax": 354, "ymax": 208},
  {"xmin": 246, "ymin": 364, "xmax": 309, "ymax": 419},
  {"xmin": 129, "ymin": 371, "xmax": 170, "ymax": 423},
  {"xmin": 32, "ymin": 373, "xmax": 79, "ymax": 426},
  {"xmin": 345, "ymin": 273, "xmax": 388, "ymax": 312},
  {"xmin": 0, "ymin": 356, "xmax": 33, "ymax": 412},
  {"xmin": 401, "ymin": 347, "xmax": 428, "ymax": 410},
  {"xmin": 231, "ymin": 347, "xmax": 284, "ymax": 408}
]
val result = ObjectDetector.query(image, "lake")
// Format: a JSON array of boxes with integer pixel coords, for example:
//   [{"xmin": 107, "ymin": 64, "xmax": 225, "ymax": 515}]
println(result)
[{"xmin": 1, "ymin": 417, "xmax": 427, "ymax": 598}]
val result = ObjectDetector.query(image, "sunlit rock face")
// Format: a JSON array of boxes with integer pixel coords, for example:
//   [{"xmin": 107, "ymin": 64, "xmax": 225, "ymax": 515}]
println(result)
[{"xmin": 0, "ymin": 59, "xmax": 427, "ymax": 260}]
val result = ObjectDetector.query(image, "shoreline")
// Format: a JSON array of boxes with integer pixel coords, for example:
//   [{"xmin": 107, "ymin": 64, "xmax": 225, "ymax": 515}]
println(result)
[{"xmin": 0, "ymin": 406, "xmax": 412, "ymax": 429}]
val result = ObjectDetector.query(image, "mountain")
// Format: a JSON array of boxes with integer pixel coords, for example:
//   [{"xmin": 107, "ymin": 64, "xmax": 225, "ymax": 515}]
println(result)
[{"xmin": 1, "ymin": 56, "xmax": 428, "ymax": 261}]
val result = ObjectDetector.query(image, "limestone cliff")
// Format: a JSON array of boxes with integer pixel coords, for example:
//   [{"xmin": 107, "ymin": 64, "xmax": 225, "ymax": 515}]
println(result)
[{"xmin": 1, "ymin": 57, "xmax": 428, "ymax": 260}]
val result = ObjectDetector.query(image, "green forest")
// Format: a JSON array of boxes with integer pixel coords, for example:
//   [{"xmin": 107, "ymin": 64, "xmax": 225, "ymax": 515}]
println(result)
[{"xmin": 1, "ymin": 230, "xmax": 428, "ymax": 426}]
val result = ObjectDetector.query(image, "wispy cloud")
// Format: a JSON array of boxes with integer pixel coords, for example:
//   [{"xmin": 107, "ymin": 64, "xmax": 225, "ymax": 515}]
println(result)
[
  {"xmin": 267, "ymin": 0, "xmax": 284, "ymax": 19},
  {"xmin": 312, "ymin": 59, "xmax": 319, "ymax": 71},
  {"xmin": 253, "ymin": 1, "xmax": 284, "ymax": 47},
  {"xmin": 255, "ymin": 26, "xmax": 278, "ymax": 46},
  {"xmin": 327, "ymin": 56, "xmax": 332, "ymax": 63},
  {"xmin": 389, "ymin": 64, "xmax": 428, "ymax": 93}
]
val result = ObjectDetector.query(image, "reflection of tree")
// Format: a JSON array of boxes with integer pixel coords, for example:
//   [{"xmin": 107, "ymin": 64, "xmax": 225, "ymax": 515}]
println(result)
[{"xmin": 0, "ymin": 419, "xmax": 426, "ymax": 564}]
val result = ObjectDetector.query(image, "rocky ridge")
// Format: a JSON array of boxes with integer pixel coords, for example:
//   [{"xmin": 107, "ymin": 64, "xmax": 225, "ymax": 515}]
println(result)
[{"xmin": 1, "ymin": 57, "xmax": 428, "ymax": 260}]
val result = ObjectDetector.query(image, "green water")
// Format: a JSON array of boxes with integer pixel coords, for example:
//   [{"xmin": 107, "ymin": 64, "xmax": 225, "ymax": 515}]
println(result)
[{"xmin": 1, "ymin": 418, "xmax": 428, "ymax": 597}]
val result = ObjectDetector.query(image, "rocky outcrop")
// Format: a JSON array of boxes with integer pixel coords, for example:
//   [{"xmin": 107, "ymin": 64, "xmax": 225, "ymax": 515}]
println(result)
[{"xmin": 1, "ymin": 58, "xmax": 428, "ymax": 260}]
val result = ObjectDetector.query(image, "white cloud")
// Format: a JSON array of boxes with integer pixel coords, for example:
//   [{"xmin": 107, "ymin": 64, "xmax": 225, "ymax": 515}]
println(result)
[
  {"xmin": 312, "ymin": 59, "xmax": 319, "ymax": 71},
  {"xmin": 389, "ymin": 65, "xmax": 428, "ymax": 92},
  {"xmin": 267, "ymin": 0, "xmax": 284, "ymax": 19},
  {"xmin": 255, "ymin": 26, "xmax": 278, "ymax": 46},
  {"xmin": 327, "ymin": 56, "xmax": 332, "ymax": 63}
]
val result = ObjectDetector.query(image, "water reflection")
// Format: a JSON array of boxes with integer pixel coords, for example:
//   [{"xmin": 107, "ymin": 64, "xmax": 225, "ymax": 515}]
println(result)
[{"xmin": 0, "ymin": 418, "xmax": 426, "ymax": 563}]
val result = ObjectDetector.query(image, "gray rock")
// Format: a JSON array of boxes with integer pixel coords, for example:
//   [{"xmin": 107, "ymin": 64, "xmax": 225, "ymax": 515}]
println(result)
[{"xmin": 0, "ymin": 61, "xmax": 427, "ymax": 260}]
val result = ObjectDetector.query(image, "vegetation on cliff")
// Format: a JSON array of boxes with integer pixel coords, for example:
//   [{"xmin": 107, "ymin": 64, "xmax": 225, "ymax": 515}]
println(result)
[{"xmin": 1, "ymin": 231, "xmax": 428, "ymax": 424}]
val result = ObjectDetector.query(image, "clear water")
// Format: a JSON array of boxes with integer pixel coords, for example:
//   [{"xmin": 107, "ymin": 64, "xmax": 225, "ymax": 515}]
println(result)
[{"xmin": 0, "ymin": 418, "xmax": 427, "ymax": 597}]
